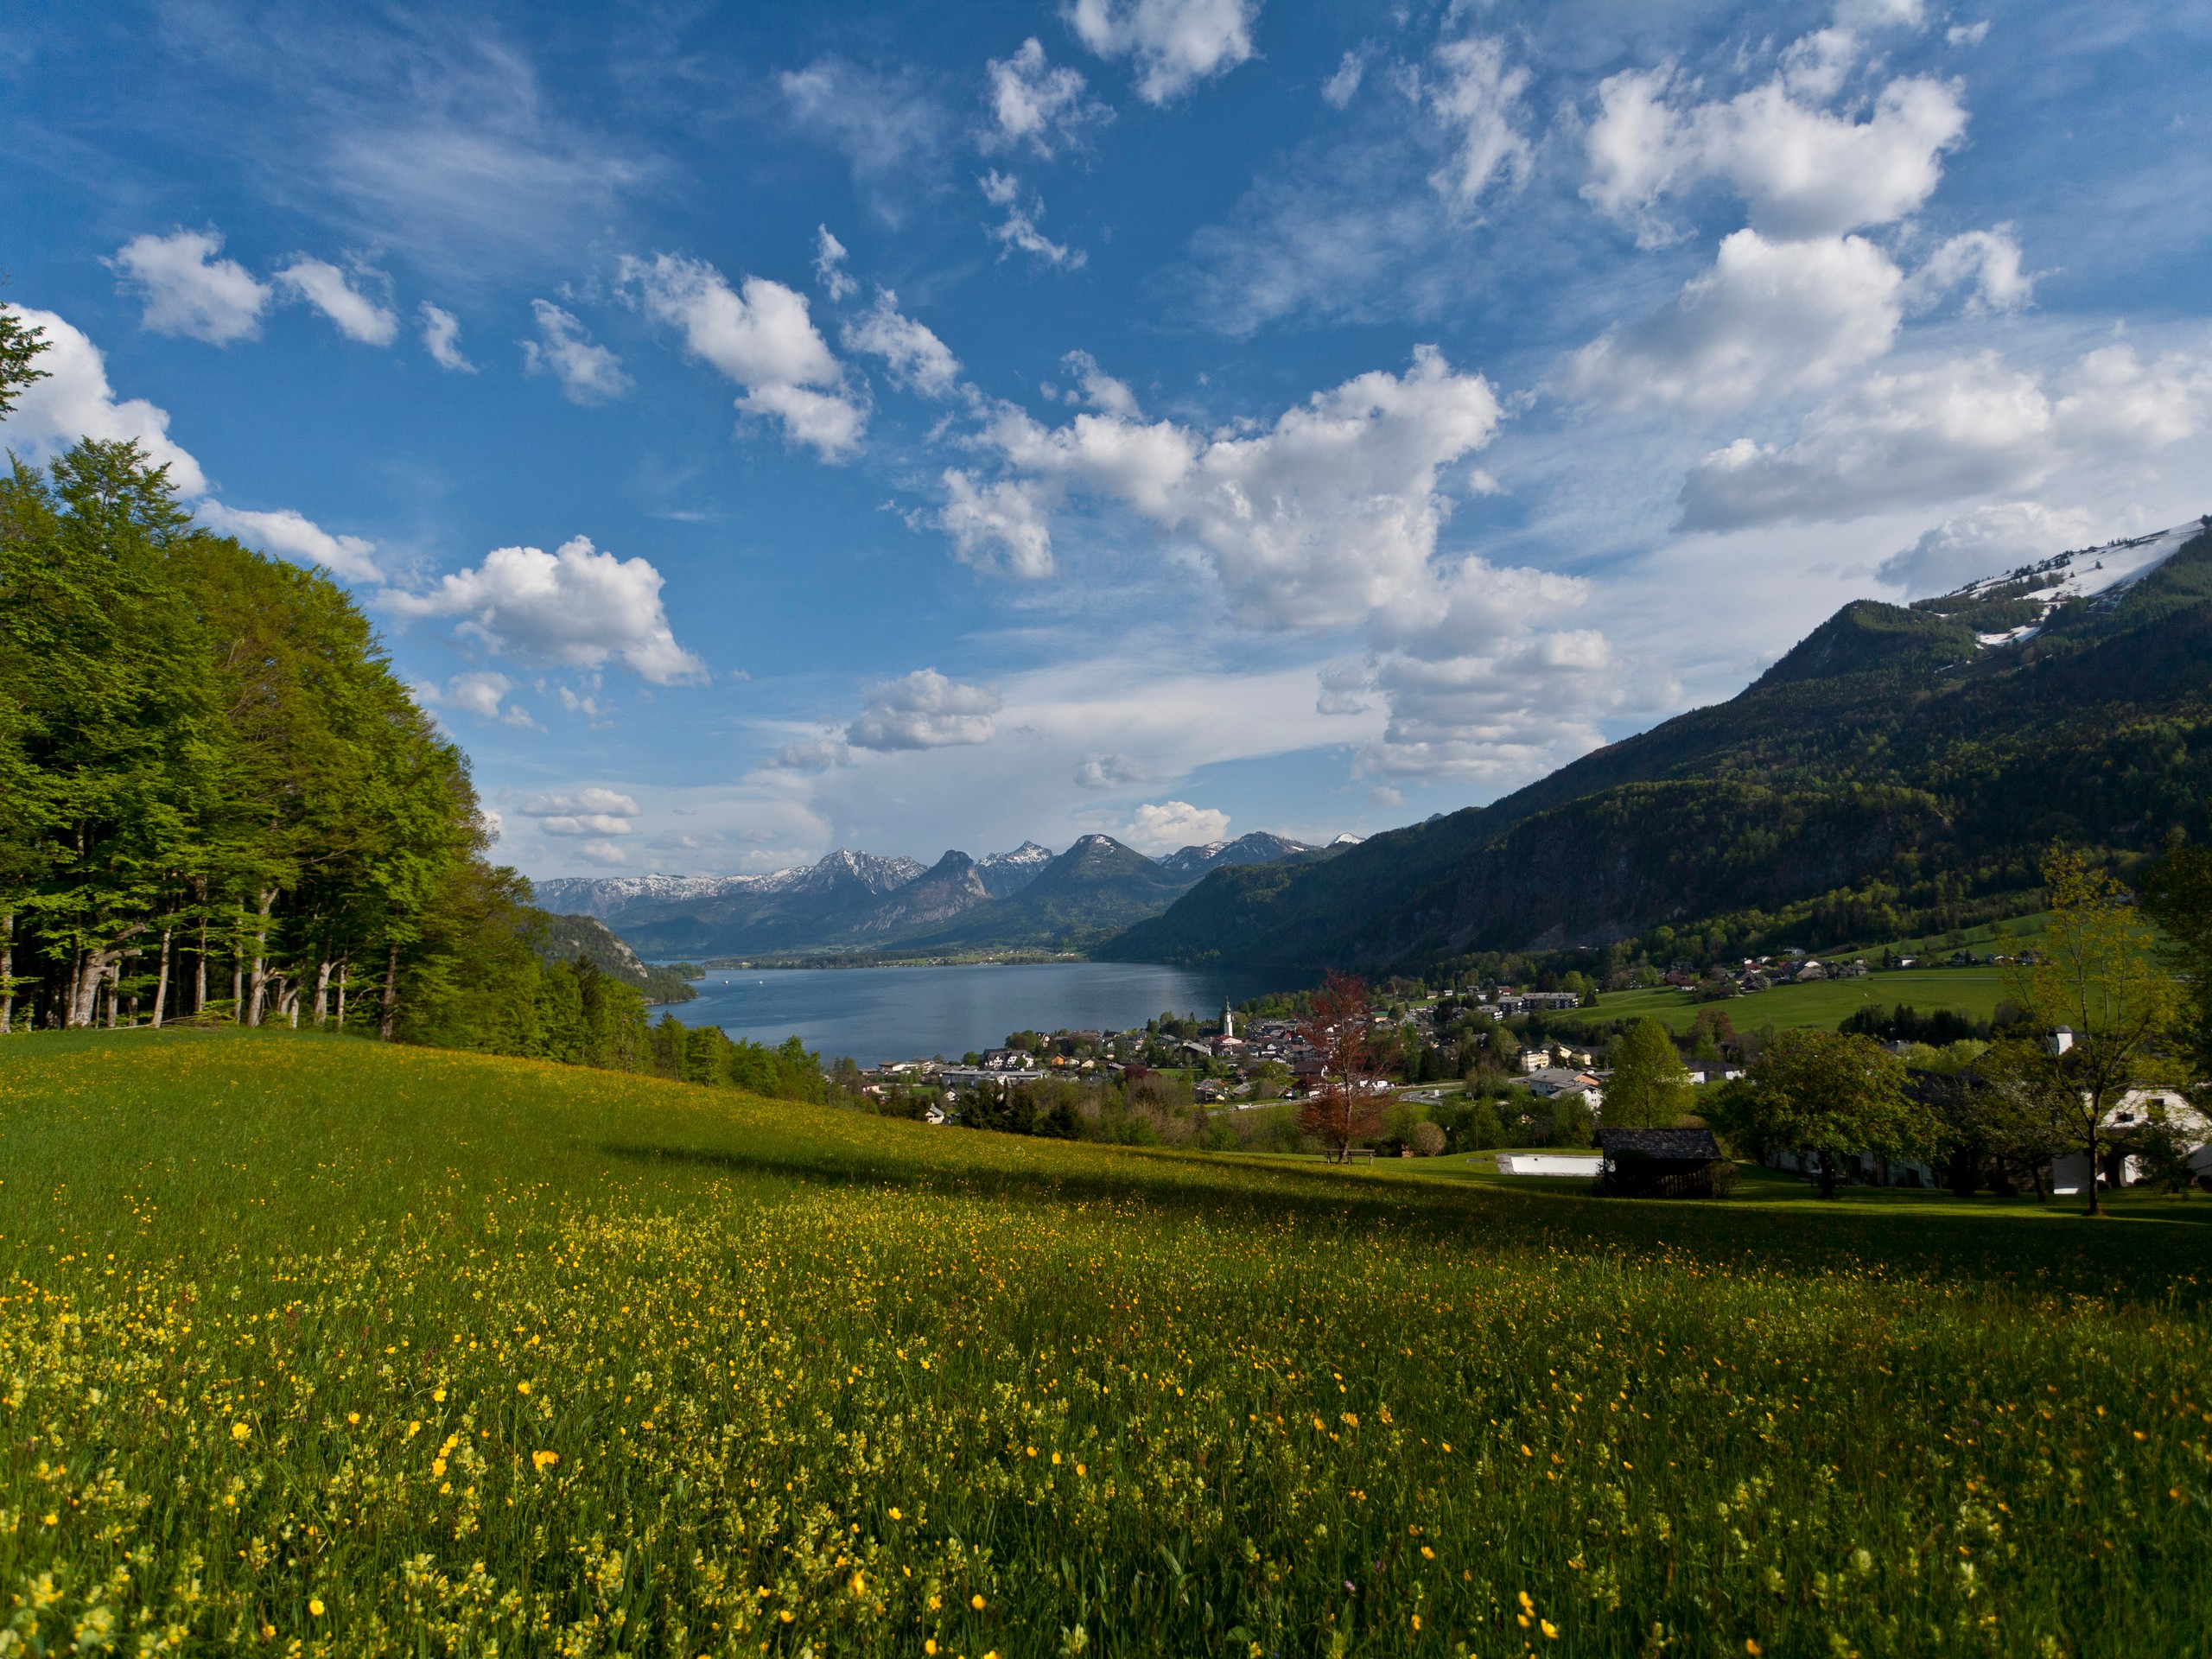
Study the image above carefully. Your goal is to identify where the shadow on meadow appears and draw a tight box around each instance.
[593,1131,2210,1313]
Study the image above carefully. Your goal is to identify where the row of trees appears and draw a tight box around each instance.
[0,432,488,1037]
[0,327,828,1103]
[2,318,481,1036]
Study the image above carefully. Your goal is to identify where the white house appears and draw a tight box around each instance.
[2050,1088,2211,1194]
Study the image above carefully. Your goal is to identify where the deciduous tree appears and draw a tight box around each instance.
[2008,849,2181,1216]
[1603,1017,1694,1128]
[1745,1027,1927,1198]
[1297,970,1383,1162]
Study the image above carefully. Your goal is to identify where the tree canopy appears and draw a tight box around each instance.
[0,433,827,1103]
[1601,1017,1694,1128]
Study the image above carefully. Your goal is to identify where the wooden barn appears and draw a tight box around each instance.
[1598,1128,1733,1198]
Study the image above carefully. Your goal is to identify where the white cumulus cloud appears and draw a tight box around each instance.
[846,669,1002,750]
[1121,800,1230,853]
[842,290,962,397]
[984,38,1110,156]
[1068,0,1260,105]
[622,253,866,459]
[198,501,380,583]
[1582,56,1967,243]
[1678,343,2212,531]
[1904,228,2034,315]
[107,230,270,345]
[523,300,632,404]
[1567,230,1904,410]
[419,302,476,372]
[385,536,707,684]
[982,344,1504,631]
[274,258,399,346]
[0,306,209,495]
[937,470,1055,578]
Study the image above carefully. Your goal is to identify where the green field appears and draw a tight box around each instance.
[3,1032,2207,1656]
[1591,969,2018,1035]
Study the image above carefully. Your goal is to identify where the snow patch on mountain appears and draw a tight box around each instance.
[1950,518,2209,648]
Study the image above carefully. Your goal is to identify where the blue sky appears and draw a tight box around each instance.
[5,0,2209,879]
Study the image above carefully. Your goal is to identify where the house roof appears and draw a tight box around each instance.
[1599,1128,1723,1161]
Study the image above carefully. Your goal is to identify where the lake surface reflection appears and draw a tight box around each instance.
[663,961,1293,1065]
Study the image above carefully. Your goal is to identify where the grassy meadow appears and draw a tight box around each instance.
[2,1031,2207,1657]
[1591,970,2017,1036]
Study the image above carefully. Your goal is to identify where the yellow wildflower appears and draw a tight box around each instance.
[970,1593,986,1610]
[308,1599,324,1617]
[231,1421,251,1441]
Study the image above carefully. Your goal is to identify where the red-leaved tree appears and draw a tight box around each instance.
[1297,970,1383,1161]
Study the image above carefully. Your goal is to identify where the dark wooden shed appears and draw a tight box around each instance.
[1598,1128,1732,1198]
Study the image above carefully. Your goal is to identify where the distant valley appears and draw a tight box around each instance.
[533,831,1351,960]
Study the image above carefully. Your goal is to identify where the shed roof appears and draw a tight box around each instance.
[1599,1128,1723,1161]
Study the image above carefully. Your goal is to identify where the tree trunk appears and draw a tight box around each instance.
[245,888,276,1027]
[313,957,334,1027]
[0,910,12,1037]
[335,957,348,1030]
[104,959,120,1028]
[194,898,208,1015]
[231,944,242,1020]
[1818,1149,1839,1199]
[283,984,300,1028]
[378,941,400,1041]
[151,929,171,1029]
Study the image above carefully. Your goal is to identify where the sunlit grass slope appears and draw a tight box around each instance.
[2,1031,2207,1657]
[1593,969,2016,1035]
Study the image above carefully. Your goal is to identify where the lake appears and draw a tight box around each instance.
[659,961,1294,1065]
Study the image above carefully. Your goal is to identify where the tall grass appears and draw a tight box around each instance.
[1,1030,2204,1656]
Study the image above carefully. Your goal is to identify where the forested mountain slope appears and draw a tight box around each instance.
[1103,519,2212,972]
[537,912,698,1004]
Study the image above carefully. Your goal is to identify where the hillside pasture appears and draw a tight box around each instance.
[1591,968,2017,1035]
[1,1031,2205,1656]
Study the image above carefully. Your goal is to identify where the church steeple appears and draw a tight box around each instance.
[1222,1000,1234,1039]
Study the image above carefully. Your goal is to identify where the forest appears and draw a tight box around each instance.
[0,320,820,1100]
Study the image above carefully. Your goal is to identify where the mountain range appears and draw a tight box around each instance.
[1105,518,2212,973]
[532,830,1344,958]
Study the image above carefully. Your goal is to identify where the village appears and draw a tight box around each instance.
[849,961,2212,1201]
